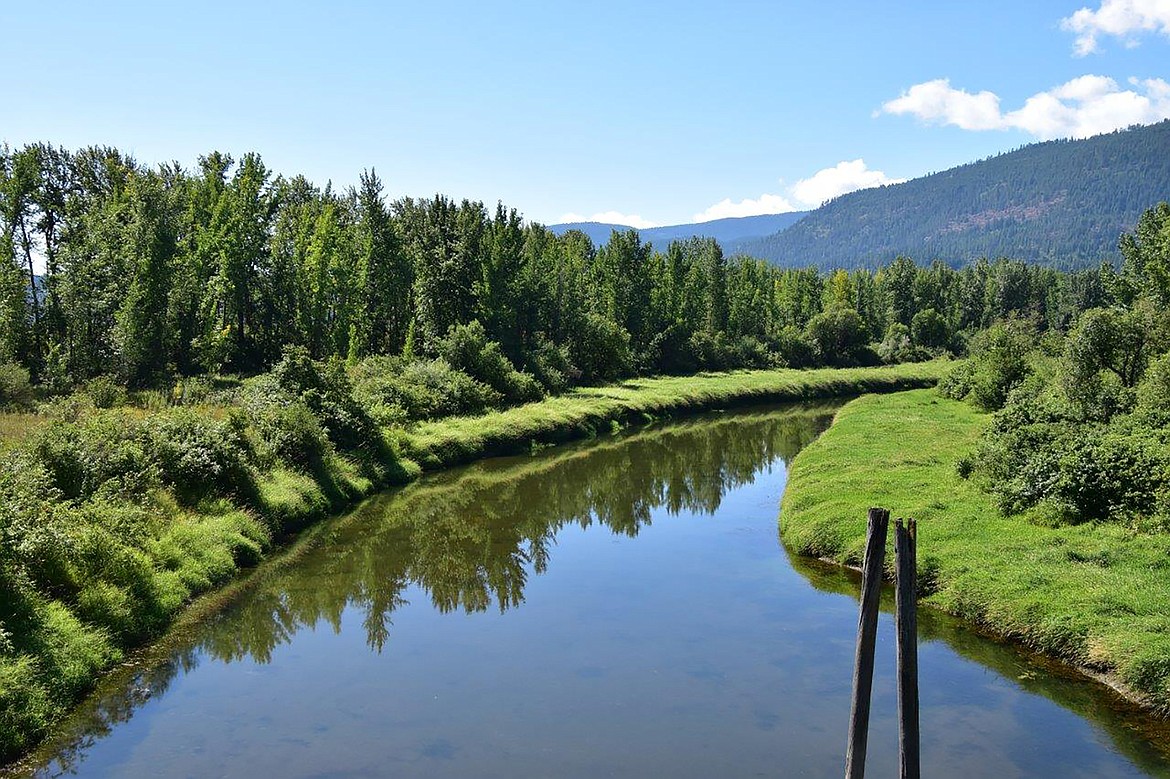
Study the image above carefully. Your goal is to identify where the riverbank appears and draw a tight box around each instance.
[0,361,945,765]
[779,389,1170,714]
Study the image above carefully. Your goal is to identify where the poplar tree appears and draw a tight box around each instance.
[115,171,177,386]
[349,170,409,359]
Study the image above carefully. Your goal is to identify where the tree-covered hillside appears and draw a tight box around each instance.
[739,121,1170,270]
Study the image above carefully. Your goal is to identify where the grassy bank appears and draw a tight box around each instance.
[779,389,1170,713]
[0,361,945,764]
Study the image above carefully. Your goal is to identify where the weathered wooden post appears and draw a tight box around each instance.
[845,507,889,779]
[895,518,920,779]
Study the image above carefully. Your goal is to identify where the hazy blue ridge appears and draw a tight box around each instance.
[547,211,809,250]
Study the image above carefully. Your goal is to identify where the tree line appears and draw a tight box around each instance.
[0,142,1130,397]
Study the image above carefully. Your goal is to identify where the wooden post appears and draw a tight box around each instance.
[845,508,889,779]
[895,518,920,779]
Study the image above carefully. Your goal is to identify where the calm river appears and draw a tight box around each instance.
[15,403,1170,777]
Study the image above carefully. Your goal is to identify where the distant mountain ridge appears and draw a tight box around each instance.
[737,120,1170,270]
[547,212,808,249]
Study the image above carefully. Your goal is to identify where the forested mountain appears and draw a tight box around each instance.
[738,120,1170,270]
[549,211,807,249]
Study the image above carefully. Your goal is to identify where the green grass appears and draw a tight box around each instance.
[403,361,948,469]
[780,389,1170,713]
[0,361,947,766]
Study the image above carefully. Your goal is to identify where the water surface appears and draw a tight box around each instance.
[17,404,1170,777]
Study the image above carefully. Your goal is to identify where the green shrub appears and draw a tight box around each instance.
[524,334,575,393]
[0,362,33,409]
[569,313,632,383]
[438,321,544,405]
[267,346,381,452]
[33,412,154,501]
[970,376,1077,516]
[910,308,951,350]
[689,330,736,371]
[937,359,976,400]
[772,325,816,368]
[731,336,775,369]
[804,308,868,366]
[253,400,332,467]
[646,323,699,375]
[146,408,254,501]
[972,372,1170,526]
[85,376,125,409]
[877,323,930,364]
[965,320,1034,411]
[353,354,502,420]
[0,656,54,757]
[0,451,68,592]
[1053,426,1169,524]
[1135,351,1170,422]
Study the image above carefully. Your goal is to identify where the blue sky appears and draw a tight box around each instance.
[3,0,1169,227]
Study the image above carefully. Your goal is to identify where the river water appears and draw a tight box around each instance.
[16,403,1170,777]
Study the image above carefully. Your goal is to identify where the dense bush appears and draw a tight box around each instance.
[85,376,125,409]
[352,356,501,420]
[688,330,736,371]
[878,323,930,364]
[524,335,576,393]
[570,312,632,384]
[1053,424,1169,524]
[1136,352,1170,421]
[252,400,333,467]
[910,308,951,350]
[33,413,155,502]
[804,308,868,366]
[146,409,254,501]
[968,333,1170,528]
[959,320,1035,411]
[647,323,700,375]
[0,362,34,409]
[1060,306,1166,421]
[437,321,543,405]
[971,377,1080,516]
[267,347,381,452]
[772,325,816,368]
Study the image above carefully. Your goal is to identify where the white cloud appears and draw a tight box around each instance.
[789,159,906,207]
[880,75,1170,139]
[691,193,799,222]
[556,210,658,229]
[1061,0,1170,55]
[689,160,903,221]
[879,79,1003,131]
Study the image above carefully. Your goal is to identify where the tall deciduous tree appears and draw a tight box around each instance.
[349,170,410,359]
[115,171,177,386]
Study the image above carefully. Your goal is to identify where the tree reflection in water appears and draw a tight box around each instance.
[201,404,835,662]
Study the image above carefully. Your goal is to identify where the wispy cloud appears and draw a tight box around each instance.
[879,75,1170,139]
[555,210,659,229]
[1061,0,1170,55]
